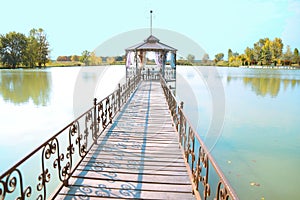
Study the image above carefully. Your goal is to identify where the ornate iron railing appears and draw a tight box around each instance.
[0,75,140,200]
[160,76,239,200]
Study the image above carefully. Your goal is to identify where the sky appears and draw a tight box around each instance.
[1,0,299,60]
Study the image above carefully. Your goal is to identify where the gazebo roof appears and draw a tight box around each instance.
[126,35,177,52]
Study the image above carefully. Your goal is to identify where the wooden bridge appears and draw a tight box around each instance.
[56,80,195,199]
[0,76,238,200]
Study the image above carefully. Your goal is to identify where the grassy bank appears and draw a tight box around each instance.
[1,61,300,69]
[46,61,83,67]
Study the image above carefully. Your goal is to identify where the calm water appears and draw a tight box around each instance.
[0,66,125,173]
[177,66,300,200]
[0,66,299,199]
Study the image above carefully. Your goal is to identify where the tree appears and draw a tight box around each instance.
[258,38,267,47]
[0,32,27,68]
[271,37,283,65]
[34,28,50,67]
[23,28,50,67]
[282,45,293,65]
[202,53,209,63]
[244,47,254,65]
[228,54,242,66]
[239,54,247,66]
[23,29,39,67]
[228,49,233,61]
[214,53,224,62]
[187,54,195,64]
[106,56,115,65]
[71,55,80,62]
[262,39,272,65]
[253,42,263,65]
[80,50,90,66]
[89,52,102,65]
[293,48,300,65]
[57,56,71,61]
[115,56,123,62]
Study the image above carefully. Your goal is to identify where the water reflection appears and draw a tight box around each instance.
[227,75,300,97]
[0,70,51,106]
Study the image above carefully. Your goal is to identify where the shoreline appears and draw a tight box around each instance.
[0,64,300,70]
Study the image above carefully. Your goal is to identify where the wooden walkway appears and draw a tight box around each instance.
[57,81,195,199]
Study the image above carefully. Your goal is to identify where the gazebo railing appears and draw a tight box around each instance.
[160,75,239,200]
[0,75,140,200]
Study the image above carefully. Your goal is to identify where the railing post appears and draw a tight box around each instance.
[118,83,121,111]
[179,101,184,147]
[93,98,98,144]
[169,85,172,103]
[180,101,184,109]
[135,74,137,87]
[128,78,131,97]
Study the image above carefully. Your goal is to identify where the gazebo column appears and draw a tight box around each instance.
[161,51,167,79]
[135,50,138,77]
[125,51,128,79]
[174,52,177,80]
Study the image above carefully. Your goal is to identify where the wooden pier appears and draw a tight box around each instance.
[56,80,195,199]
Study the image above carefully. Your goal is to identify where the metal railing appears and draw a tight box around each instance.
[0,75,140,200]
[160,75,239,200]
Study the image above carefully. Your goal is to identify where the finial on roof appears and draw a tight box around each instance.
[150,10,153,35]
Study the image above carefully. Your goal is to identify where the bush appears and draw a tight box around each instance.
[216,61,229,66]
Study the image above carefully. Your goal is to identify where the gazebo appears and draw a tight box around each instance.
[124,11,177,91]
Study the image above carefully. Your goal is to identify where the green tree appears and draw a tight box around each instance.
[23,28,50,67]
[80,50,90,66]
[228,55,241,66]
[35,28,50,67]
[259,38,267,47]
[239,54,247,66]
[271,37,283,65]
[228,49,233,61]
[0,32,27,68]
[253,42,263,65]
[244,47,254,65]
[282,45,293,65]
[262,39,272,65]
[214,53,224,62]
[23,29,39,67]
[187,54,195,64]
[293,48,300,65]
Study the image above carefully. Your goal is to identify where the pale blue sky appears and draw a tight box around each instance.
[1,0,299,59]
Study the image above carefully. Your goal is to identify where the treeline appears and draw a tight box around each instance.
[0,28,50,68]
[213,37,300,67]
[56,51,125,66]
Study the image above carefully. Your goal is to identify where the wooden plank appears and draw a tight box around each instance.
[75,166,190,176]
[78,162,189,172]
[66,178,193,192]
[71,172,191,185]
[58,178,194,200]
[79,159,187,168]
[58,188,195,200]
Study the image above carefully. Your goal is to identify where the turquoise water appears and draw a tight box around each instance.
[177,66,300,199]
[0,66,299,199]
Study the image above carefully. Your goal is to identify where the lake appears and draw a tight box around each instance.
[0,66,299,199]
